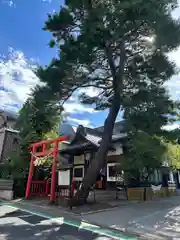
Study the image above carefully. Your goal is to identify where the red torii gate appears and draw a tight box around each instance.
[25,136,68,202]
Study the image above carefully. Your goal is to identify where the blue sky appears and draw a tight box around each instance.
[0,0,180,130]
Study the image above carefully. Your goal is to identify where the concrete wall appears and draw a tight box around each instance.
[0,130,5,163]
[1,129,20,163]
[6,119,16,128]
[0,113,16,128]
[0,179,13,200]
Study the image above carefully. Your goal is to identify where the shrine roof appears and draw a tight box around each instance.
[59,121,127,155]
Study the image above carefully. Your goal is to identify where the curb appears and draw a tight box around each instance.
[76,201,141,216]
[9,199,140,216]
[0,202,137,240]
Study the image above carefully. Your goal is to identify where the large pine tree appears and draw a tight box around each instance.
[37,0,180,203]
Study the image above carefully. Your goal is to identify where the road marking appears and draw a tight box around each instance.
[0,203,136,240]
[79,221,100,230]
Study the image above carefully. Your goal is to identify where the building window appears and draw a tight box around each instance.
[109,166,117,178]
[149,169,162,184]
[107,163,122,182]
[73,166,84,181]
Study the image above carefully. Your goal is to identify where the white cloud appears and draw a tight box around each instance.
[165,75,180,100]
[0,47,96,116]
[63,86,99,114]
[2,0,15,7]
[1,46,180,128]
[0,88,20,112]
[166,3,180,100]
[64,102,95,114]
[42,0,52,2]
[69,87,100,102]
[162,123,180,131]
[0,47,40,112]
[78,86,100,98]
[165,47,180,100]
[172,2,180,19]
[66,116,92,127]
[2,1,180,127]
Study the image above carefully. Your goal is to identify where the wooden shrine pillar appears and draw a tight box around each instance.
[25,145,35,198]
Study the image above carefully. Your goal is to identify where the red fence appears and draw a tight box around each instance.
[29,178,74,199]
[30,180,49,197]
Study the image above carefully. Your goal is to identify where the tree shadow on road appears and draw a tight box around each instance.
[0,208,120,240]
[127,202,180,239]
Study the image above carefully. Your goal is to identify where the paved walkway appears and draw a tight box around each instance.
[0,205,135,240]
[81,196,180,239]
[11,197,139,215]
[3,196,180,239]
[0,202,136,240]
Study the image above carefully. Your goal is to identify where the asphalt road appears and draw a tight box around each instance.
[82,196,180,239]
[0,205,134,240]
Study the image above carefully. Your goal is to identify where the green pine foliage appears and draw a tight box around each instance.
[121,132,166,174]
[36,0,180,202]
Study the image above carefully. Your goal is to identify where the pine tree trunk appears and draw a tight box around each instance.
[72,95,121,205]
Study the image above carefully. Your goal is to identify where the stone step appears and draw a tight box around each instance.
[94,190,125,196]
[88,190,126,201]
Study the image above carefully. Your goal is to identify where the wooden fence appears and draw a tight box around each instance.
[127,186,177,201]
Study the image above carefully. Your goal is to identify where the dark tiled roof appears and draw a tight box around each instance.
[60,142,98,155]
[71,124,127,147]
[59,141,116,155]
[85,127,103,137]
[59,122,128,155]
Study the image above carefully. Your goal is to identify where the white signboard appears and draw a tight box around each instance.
[58,170,70,186]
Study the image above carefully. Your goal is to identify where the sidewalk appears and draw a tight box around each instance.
[0,200,137,240]
[3,196,180,239]
[9,197,139,215]
[81,196,180,239]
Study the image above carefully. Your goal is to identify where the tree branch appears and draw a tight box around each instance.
[61,83,111,104]
[103,42,117,83]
